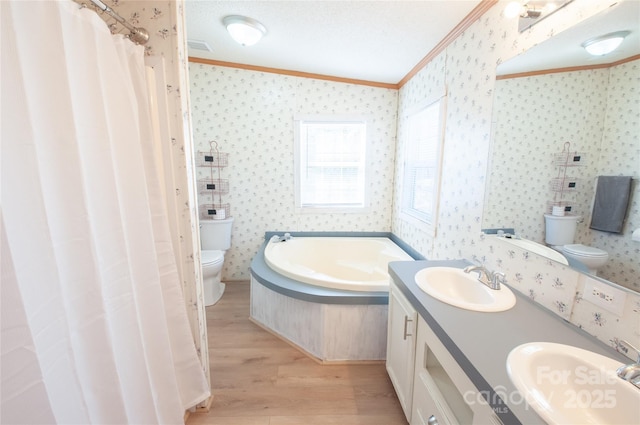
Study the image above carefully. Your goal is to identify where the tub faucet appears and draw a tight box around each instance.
[616,339,640,390]
[270,233,292,243]
[463,265,505,290]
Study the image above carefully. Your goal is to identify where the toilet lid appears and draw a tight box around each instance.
[201,250,224,266]
[562,244,607,258]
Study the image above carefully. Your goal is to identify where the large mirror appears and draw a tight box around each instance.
[483,0,639,293]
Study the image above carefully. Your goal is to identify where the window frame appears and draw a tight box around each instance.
[294,114,371,213]
[400,95,447,234]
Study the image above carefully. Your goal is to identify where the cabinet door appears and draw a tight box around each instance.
[411,316,503,425]
[386,282,418,421]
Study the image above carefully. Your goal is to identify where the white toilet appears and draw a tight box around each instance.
[543,213,609,274]
[200,217,233,306]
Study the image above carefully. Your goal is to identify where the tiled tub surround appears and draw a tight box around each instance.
[475,234,640,353]
[389,260,634,424]
[250,232,421,362]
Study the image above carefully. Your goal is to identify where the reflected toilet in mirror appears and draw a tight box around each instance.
[544,213,609,275]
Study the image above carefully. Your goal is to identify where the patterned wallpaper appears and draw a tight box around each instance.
[594,59,639,288]
[485,70,609,239]
[188,67,398,280]
[485,61,639,290]
[391,0,613,266]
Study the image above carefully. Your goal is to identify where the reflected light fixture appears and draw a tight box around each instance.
[504,2,542,19]
[223,15,266,46]
[581,31,631,56]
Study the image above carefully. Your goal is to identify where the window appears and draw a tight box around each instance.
[295,115,369,212]
[401,97,446,229]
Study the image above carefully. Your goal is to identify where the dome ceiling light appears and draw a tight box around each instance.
[223,15,267,47]
[581,31,631,56]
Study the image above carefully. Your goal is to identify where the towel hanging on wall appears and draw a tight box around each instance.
[589,176,633,233]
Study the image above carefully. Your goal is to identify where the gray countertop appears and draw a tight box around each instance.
[388,260,630,424]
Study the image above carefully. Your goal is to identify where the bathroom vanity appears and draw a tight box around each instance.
[386,260,633,425]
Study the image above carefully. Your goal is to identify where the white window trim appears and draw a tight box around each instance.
[294,114,372,214]
[399,93,447,236]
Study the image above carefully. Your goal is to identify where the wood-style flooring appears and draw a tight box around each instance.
[186,282,408,425]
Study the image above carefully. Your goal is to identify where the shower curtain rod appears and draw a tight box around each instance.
[88,0,149,45]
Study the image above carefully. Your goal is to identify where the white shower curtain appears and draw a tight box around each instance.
[1,1,210,424]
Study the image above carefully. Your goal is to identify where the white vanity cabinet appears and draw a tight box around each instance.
[410,315,502,425]
[387,280,503,425]
[386,283,418,420]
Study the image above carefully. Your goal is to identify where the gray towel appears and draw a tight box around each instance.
[589,176,633,233]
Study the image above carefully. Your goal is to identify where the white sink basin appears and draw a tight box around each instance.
[414,267,516,312]
[507,342,640,425]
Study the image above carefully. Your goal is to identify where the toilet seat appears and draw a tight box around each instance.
[562,244,607,259]
[201,249,224,267]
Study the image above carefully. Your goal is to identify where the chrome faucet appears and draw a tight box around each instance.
[463,265,505,290]
[270,232,292,243]
[616,339,640,389]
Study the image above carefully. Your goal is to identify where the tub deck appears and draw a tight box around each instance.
[249,232,422,362]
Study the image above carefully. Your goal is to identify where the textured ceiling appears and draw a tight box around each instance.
[185,0,639,84]
[185,0,482,84]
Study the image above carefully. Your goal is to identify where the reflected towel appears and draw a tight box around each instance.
[589,176,632,233]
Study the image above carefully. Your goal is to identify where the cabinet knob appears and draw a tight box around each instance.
[427,415,439,425]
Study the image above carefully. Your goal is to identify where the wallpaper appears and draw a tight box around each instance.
[593,59,639,288]
[485,69,609,240]
[189,66,399,280]
[391,0,614,267]
[485,61,639,290]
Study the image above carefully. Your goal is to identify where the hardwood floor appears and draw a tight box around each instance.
[187,282,408,425]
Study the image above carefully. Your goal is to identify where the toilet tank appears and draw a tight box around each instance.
[544,214,580,246]
[200,217,234,251]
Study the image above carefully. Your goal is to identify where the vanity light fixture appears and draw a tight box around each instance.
[504,2,542,19]
[581,31,631,56]
[505,1,571,32]
[223,15,267,46]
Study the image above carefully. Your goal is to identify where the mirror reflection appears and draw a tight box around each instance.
[483,1,639,293]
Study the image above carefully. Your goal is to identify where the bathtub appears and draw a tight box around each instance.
[250,233,420,362]
[264,236,413,292]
